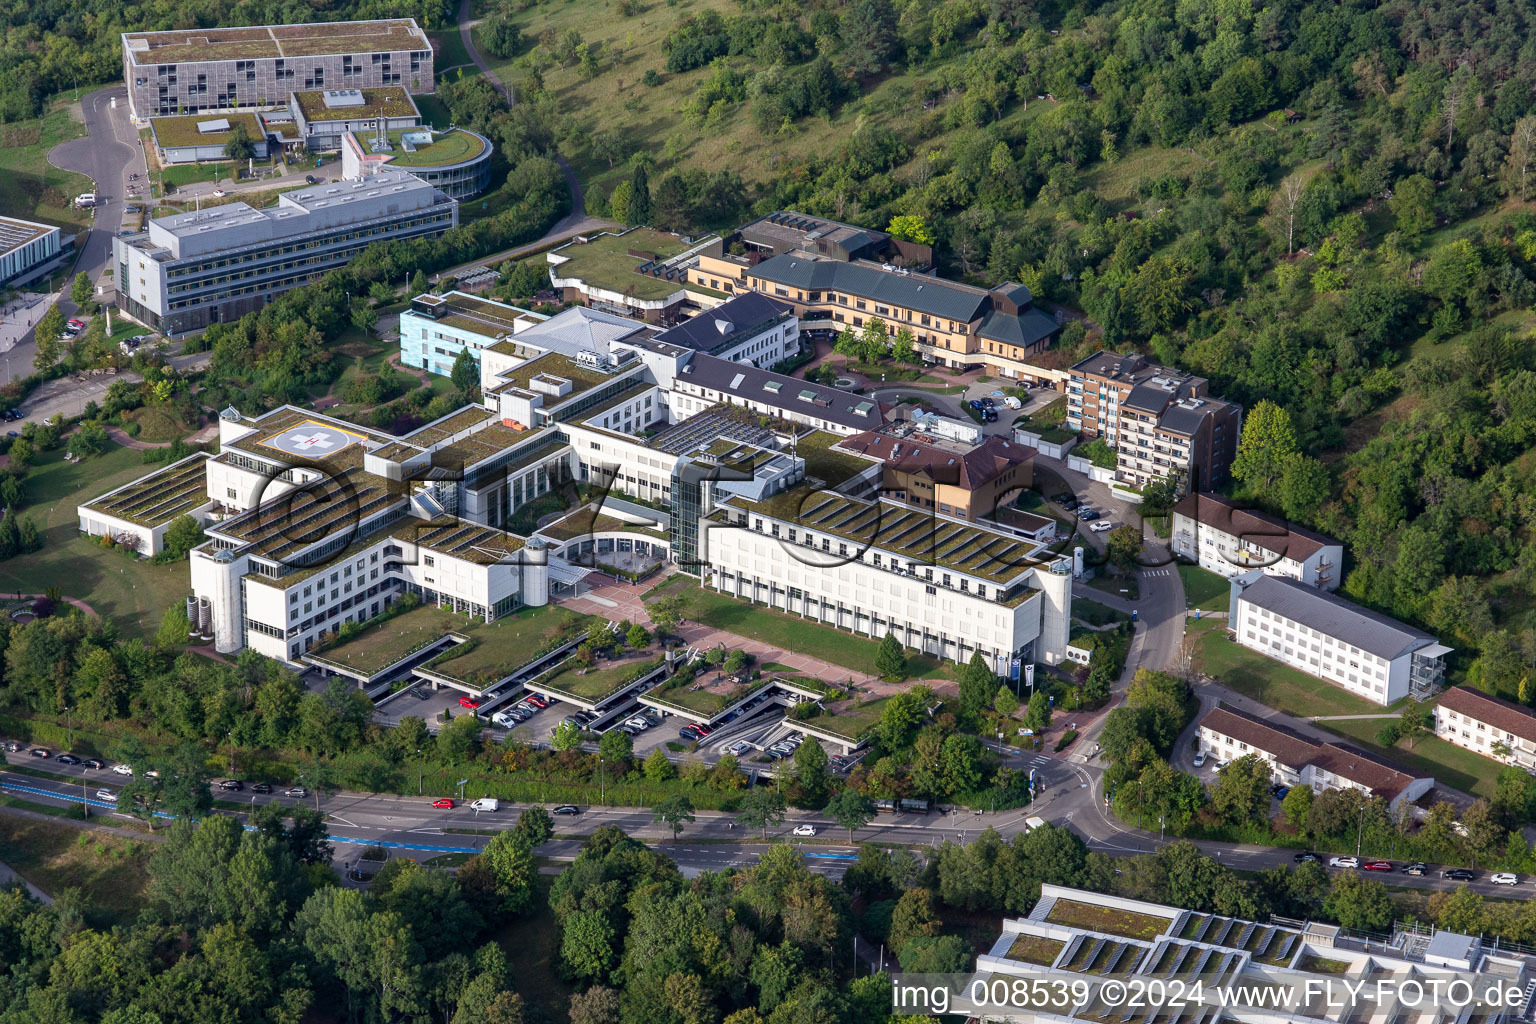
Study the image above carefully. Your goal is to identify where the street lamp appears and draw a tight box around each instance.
[598,756,605,806]
[415,748,422,795]
[63,706,72,748]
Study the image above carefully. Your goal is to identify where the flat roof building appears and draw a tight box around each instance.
[546,228,722,323]
[115,169,457,335]
[340,127,494,199]
[0,216,65,288]
[122,19,434,122]
[288,87,422,148]
[1229,570,1451,705]
[149,112,271,164]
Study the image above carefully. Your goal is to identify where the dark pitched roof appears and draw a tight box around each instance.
[1156,396,1238,436]
[676,354,887,431]
[991,281,1033,307]
[835,432,1035,490]
[651,292,794,354]
[1200,704,1426,802]
[1235,574,1442,661]
[1437,686,1536,744]
[1070,349,1148,379]
[1170,493,1338,563]
[976,307,1060,348]
[749,254,990,323]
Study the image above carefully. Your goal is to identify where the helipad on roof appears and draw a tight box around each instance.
[257,420,372,458]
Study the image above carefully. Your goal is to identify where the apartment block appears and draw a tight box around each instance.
[1228,570,1450,705]
[1068,350,1241,491]
[1171,492,1343,590]
[122,20,434,122]
[1197,704,1433,814]
[115,170,457,335]
[1433,685,1536,773]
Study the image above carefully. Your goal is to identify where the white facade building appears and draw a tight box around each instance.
[1197,705,1434,815]
[1171,492,1343,590]
[1228,570,1450,706]
[1433,685,1536,773]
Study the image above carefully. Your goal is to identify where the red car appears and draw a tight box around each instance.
[1362,860,1393,872]
[524,695,548,708]
[458,696,483,710]
[693,724,712,737]
[431,798,455,809]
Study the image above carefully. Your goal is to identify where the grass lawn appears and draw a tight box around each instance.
[649,581,952,679]
[120,406,194,443]
[0,818,153,928]
[1044,898,1171,940]
[1072,597,1128,628]
[310,604,474,675]
[109,319,150,342]
[421,604,596,687]
[1179,564,1231,611]
[538,654,664,702]
[1087,572,1139,601]
[413,93,456,130]
[0,444,189,639]
[429,29,476,72]
[0,94,94,233]
[1316,717,1501,800]
[809,696,891,741]
[160,162,239,189]
[1186,618,1391,719]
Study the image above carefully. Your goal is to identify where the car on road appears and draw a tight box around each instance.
[111,763,133,776]
[432,798,455,809]
[1362,860,1392,871]
[219,779,243,791]
[95,789,117,802]
[1089,521,1113,533]
[469,797,498,812]
[1293,852,1318,863]
[56,754,82,765]
[1329,856,1359,868]
[2,740,18,751]
[791,824,817,837]
[1192,751,1206,768]
[81,759,104,770]
[1492,873,1519,885]
[458,696,483,710]
[252,783,271,794]
[213,188,226,197]
[1442,868,1476,881]
[305,175,319,184]
[28,748,50,758]
[1401,863,1428,875]
[553,804,581,815]
[285,786,307,798]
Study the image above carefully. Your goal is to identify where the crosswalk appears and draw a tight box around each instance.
[1142,568,1173,577]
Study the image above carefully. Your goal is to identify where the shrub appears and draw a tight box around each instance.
[1055,729,1079,752]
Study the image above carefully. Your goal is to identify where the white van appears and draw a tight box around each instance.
[470,797,499,812]
[1024,816,1048,832]
[75,194,97,208]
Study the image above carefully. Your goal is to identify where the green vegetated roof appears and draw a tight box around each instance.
[84,455,210,527]
[383,129,486,168]
[548,229,693,302]
[536,654,666,703]
[293,87,419,123]
[645,674,768,716]
[540,506,667,543]
[306,603,470,675]
[421,603,596,687]
[151,112,267,150]
[804,696,891,741]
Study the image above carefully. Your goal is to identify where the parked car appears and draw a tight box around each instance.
[561,716,586,729]
[1273,786,1290,800]
[285,786,308,798]
[28,748,50,758]
[81,759,105,770]
[791,824,817,837]
[56,754,82,765]
[219,779,243,791]
[1329,856,1359,868]
[1442,868,1476,881]
[432,798,455,809]
[679,726,702,740]
[1362,860,1392,871]
[252,783,272,794]
[727,741,752,756]
[1079,509,1100,521]
[95,789,117,802]
[469,798,498,812]
[1401,863,1428,876]
[491,711,518,727]
[694,724,713,737]
[458,696,483,710]
[410,688,431,701]
[1192,751,1206,768]
[1492,873,1519,886]
[553,805,581,816]
[1293,852,1318,863]
[212,188,226,197]
[524,695,549,708]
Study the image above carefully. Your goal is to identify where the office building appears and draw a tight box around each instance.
[1171,492,1343,590]
[0,216,66,287]
[1433,685,1536,774]
[968,883,1525,1024]
[288,87,422,149]
[122,19,434,122]
[650,291,799,368]
[1228,570,1450,705]
[1197,704,1433,814]
[148,113,271,164]
[114,170,457,334]
[1068,350,1242,491]
[400,291,550,377]
[340,126,494,199]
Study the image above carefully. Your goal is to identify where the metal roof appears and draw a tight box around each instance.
[748,254,990,323]
[676,353,886,431]
[650,292,795,353]
[1235,572,1442,661]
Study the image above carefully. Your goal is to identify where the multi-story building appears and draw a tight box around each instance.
[668,355,888,436]
[834,429,1038,523]
[694,247,1062,381]
[121,19,434,122]
[287,87,422,149]
[340,127,494,199]
[650,291,799,368]
[1197,704,1433,814]
[114,170,457,334]
[400,291,550,376]
[966,883,1522,1024]
[1171,492,1343,590]
[0,216,66,287]
[1228,570,1450,705]
[1067,350,1241,491]
[546,228,721,323]
[1433,685,1536,773]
